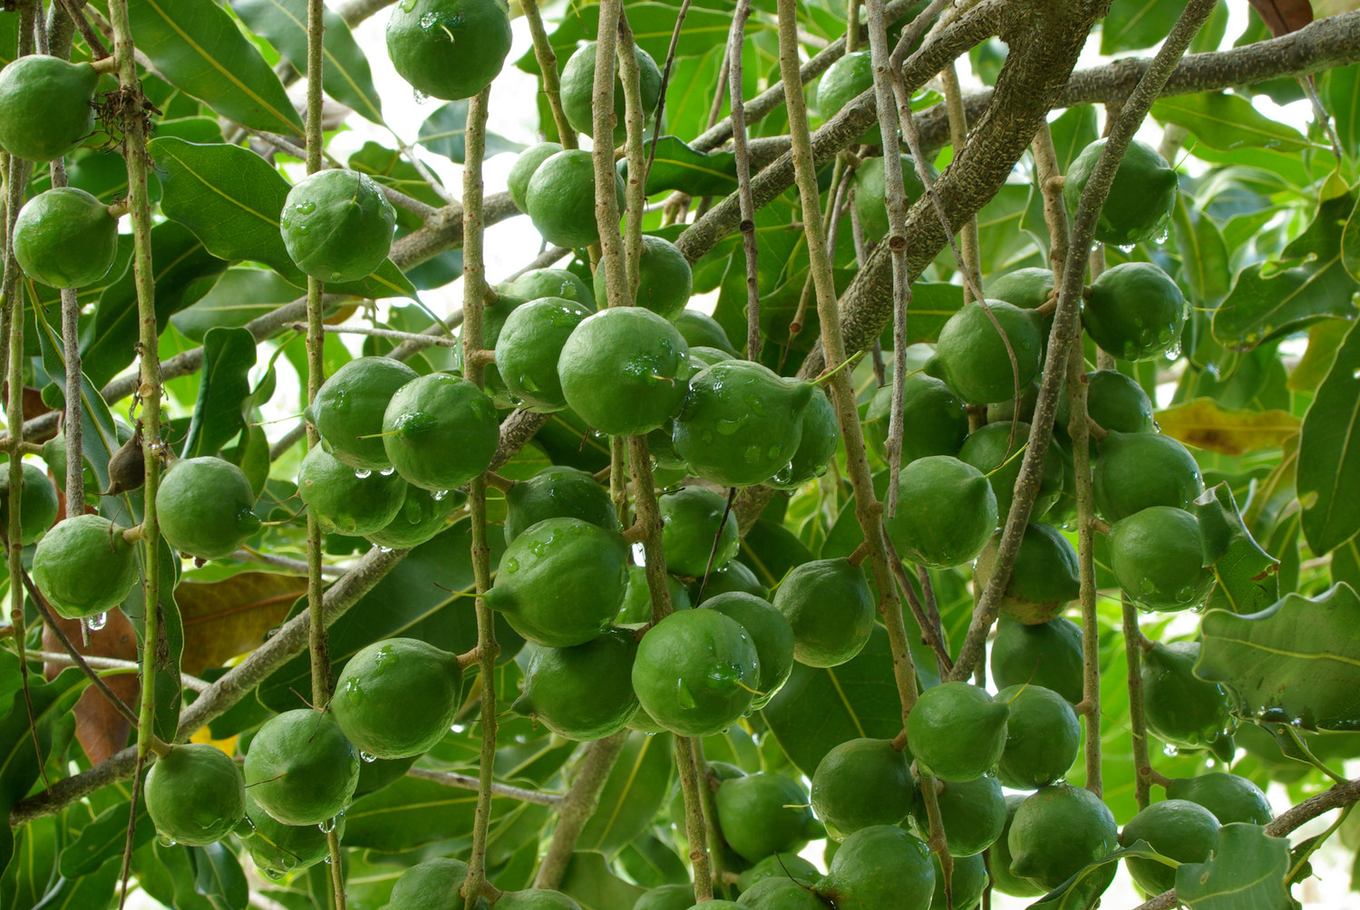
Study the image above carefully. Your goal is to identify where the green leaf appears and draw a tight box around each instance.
[616,835,689,888]
[0,815,58,910]
[1299,319,1360,555]
[84,220,228,388]
[417,101,524,164]
[128,0,303,134]
[1049,105,1099,172]
[1198,583,1360,731]
[0,669,88,878]
[1152,92,1315,154]
[1320,63,1360,159]
[1213,193,1359,350]
[31,857,121,910]
[258,520,518,711]
[232,0,384,124]
[561,852,646,910]
[190,842,249,910]
[1175,823,1292,910]
[1100,0,1183,53]
[149,138,415,301]
[761,626,904,776]
[172,268,302,342]
[342,776,482,851]
[515,1,741,73]
[181,327,258,459]
[132,841,219,910]
[58,801,152,878]
[577,732,674,855]
[1195,483,1280,616]
[636,137,738,197]
[1173,196,1232,305]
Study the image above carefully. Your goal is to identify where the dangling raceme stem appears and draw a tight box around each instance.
[1031,123,1103,796]
[301,1,347,902]
[2,0,43,795]
[106,1,170,904]
[776,1,950,888]
[460,84,500,910]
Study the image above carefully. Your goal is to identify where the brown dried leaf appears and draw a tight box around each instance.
[43,612,139,765]
[176,571,305,675]
[1248,0,1315,36]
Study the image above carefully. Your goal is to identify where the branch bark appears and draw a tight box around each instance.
[532,734,627,889]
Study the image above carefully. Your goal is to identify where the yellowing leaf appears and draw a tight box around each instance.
[1155,398,1300,455]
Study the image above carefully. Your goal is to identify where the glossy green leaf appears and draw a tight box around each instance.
[616,835,690,888]
[1213,193,1358,350]
[129,0,303,134]
[181,327,258,459]
[1099,0,1183,53]
[1195,483,1280,615]
[418,100,523,163]
[561,852,647,910]
[259,520,517,710]
[1152,92,1314,154]
[1173,196,1232,305]
[30,857,121,910]
[132,841,222,910]
[1198,583,1360,731]
[1175,823,1292,910]
[577,732,674,855]
[85,220,228,388]
[762,626,904,775]
[0,669,87,878]
[1320,63,1360,159]
[1298,319,1360,555]
[149,138,415,301]
[232,0,384,124]
[636,137,738,197]
[190,842,249,910]
[58,801,152,878]
[342,776,483,851]
[171,268,302,342]
[0,815,58,910]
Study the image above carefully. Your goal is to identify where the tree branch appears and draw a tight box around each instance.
[532,734,627,889]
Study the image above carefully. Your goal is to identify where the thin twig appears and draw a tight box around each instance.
[864,0,912,517]
[406,766,564,806]
[459,84,499,910]
[521,0,575,149]
[728,0,761,360]
[1032,120,1102,796]
[645,0,694,180]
